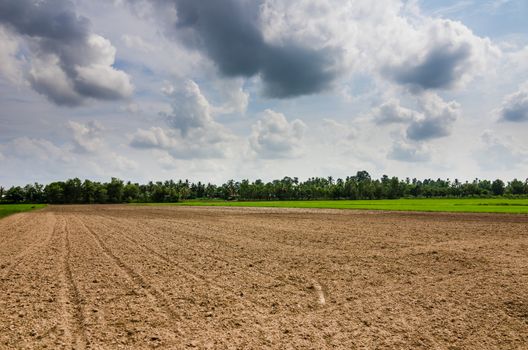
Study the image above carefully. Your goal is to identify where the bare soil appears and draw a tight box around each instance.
[0,205,527,349]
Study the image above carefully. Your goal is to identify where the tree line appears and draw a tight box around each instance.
[1,171,527,204]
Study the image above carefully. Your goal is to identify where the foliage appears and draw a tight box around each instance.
[1,171,527,205]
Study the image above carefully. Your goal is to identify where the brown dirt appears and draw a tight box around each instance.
[0,205,527,349]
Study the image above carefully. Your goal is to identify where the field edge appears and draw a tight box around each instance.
[131,198,528,214]
[0,204,47,219]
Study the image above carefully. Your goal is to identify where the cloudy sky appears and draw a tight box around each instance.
[0,0,527,186]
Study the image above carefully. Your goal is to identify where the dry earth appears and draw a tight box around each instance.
[0,205,527,349]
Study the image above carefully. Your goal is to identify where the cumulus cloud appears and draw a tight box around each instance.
[498,85,528,122]
[372,94,459,141]
[387,41,471,90]
[384,18,498,92]
[388,140,431,162]
[130,126,232,159]
[120,0,499,100]
[257,1,498,94]
[131,79,234,159]
[137,0,340,98]
[0,0,133,106]
[163,79,215,134]
[249,109,306,159]
[68,121,104,153]
[373,98,421,124]
[406,94,460,141]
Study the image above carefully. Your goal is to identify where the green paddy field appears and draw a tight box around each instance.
[0,204,46,219]
[141,198,528,214]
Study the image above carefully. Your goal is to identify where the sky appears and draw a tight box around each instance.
[0,0,527,187]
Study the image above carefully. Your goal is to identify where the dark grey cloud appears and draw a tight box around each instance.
[386,43,472,91]
[150,0,339,98]
[406,116,452,141]
[499,86,528,122]
[0,0,89,43]
[0,0,132,106]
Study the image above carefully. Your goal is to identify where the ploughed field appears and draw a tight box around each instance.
[0,205,527,349]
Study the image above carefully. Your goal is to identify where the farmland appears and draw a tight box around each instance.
[0,205,527,349]
[142,198,528,214]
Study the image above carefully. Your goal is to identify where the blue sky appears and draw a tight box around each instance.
[0,0,527,186]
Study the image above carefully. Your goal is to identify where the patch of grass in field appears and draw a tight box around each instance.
[136,198,528,214]
[0,204,46,219]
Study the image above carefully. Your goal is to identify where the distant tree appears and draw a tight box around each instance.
[5,186,25,203]
[44,182,65,204]
[491,179,505,196]
[123,182,140,202]
[355,170,371,182]
[106,178,124,203]
[64,178,83,203]
[4,171,526,204]
[508,179,525,195]
[94,184,108,203]
[82,180,97,204]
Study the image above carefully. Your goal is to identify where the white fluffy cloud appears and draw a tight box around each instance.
[29,34,133,105]
[498,84,528,122]
[130,126,232,159]
[249,109,306,159]
[131,80,234,159]
[373,93,460,141]
[373,98,421,124]
[212,78,249,115]
[260,0,499,93]
[0,1,133,106]
[384,18,499,92]
[68,120,104,153]
[406,93,460,141]
[163,80,215,134]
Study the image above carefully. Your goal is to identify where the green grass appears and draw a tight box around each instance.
[135,198,528,214]
[0,204,46,219]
